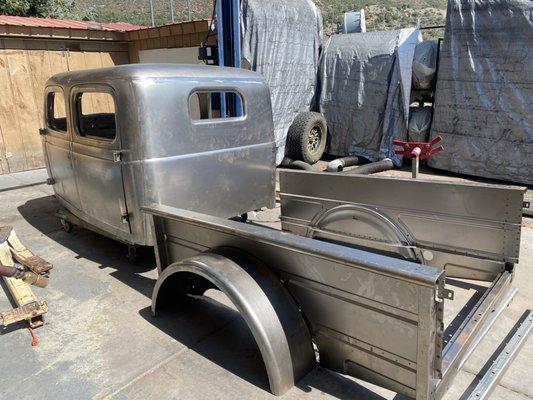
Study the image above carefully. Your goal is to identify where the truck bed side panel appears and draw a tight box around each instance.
[280,170,525,281]
[145,205,444,399]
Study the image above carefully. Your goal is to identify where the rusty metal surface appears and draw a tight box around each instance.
[0,15,143,31]
[0,300,48,327]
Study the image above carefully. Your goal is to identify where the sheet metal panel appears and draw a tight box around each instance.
[279,170,525,281]
[144,204,444,399]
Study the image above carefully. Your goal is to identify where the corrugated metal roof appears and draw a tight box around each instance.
[0,15,145,32]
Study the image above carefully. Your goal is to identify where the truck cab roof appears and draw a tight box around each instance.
[47,63,264,86]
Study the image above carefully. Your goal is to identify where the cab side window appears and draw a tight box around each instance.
[46,91,67,133]
[74,91,117,141]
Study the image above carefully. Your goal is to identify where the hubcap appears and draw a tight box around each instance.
[307,125,322,153]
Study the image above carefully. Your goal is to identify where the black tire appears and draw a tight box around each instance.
[286,112,327,165]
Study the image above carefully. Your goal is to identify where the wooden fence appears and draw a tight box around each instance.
[0,38,129,174]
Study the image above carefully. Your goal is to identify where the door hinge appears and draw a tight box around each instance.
[113,151,123,163]
[39,128,47,136]
[121,213,130,224]
[46,178,55,185]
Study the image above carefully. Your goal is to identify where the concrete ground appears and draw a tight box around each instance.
[0,167,531,400]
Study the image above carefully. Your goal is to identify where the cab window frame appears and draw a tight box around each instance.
[188,88,246,123]
[71,85,119,144]
[45,87,68,135]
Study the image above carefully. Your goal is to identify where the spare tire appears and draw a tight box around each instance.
[286,112,327,165]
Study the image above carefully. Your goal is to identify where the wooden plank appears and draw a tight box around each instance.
[46,44,68,76]
[100,51,130,67]
[128,42,140,63]
[0,300,48,327]
[0,45,29,172]
[170,24,183,36]
[0,42,9,174]
[83,51,114,113]
[66,50,86,72]
[0,122,8,174]
[2,277,45,328]
[6,48,44,169]
[182,22,195,34]
[25,49,53,134]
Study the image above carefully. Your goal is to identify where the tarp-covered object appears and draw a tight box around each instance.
[340,9,366,33]
[241,0,323,164]
[412,40,438,90]
[319,28,420,164]
[409,106,433,142]
[429,0,533,184]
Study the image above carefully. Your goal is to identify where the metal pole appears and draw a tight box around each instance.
[149,0,155,26]
[411,147,421,179]
[187,0,192,21]
[170,0,175,23]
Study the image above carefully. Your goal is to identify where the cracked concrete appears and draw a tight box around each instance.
[0,168,531,400]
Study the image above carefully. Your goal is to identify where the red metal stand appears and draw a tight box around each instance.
[393,135,444,178]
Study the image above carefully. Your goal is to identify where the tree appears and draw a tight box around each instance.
[0,0,76,19]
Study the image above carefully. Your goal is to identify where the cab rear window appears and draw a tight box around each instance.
[74,91,117,141]
[189,91,244,121]
[46,91,67,133]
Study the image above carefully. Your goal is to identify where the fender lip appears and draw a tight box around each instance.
[151,250,316,396]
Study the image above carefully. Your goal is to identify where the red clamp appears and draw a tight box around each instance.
[393,135,444,160]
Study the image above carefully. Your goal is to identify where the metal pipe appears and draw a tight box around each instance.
[170,0,175,23]
[187,0,192,21]
[290,160,314,171]
[326,156,361,172]
[279,157,314,171]
[345,158,394,175]
[149,0,155,26]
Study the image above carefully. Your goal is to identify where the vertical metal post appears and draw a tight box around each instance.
[149,0,155,26]
[187,0,192,21]
[412,155,419,179]
[411,147,421,179]
[170,0,175,23]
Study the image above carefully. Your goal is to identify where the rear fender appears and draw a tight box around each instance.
[151,249,315,396]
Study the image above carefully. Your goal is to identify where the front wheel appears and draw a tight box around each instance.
[286,112,327,165]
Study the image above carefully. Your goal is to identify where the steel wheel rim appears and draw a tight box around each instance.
[307,125,322,154]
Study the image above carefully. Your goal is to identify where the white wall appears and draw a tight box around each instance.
[138,47,201,64]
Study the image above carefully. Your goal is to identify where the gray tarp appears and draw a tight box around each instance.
[408,106,433,142]
[240,0,323,164]
[412,40,438,90]
[318,28,420,164]
[429,0,533,185]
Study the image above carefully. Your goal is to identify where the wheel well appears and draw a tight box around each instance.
[151,248,316,396]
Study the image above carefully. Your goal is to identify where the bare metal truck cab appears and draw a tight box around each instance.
[41,64,275,246]
[42,65,529,400]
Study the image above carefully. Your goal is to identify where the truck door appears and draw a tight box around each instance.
[69,86,131,236]
[43,87,81,210]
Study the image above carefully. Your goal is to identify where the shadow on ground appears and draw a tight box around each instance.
[18,195,157,298]
[140,294,399,400]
